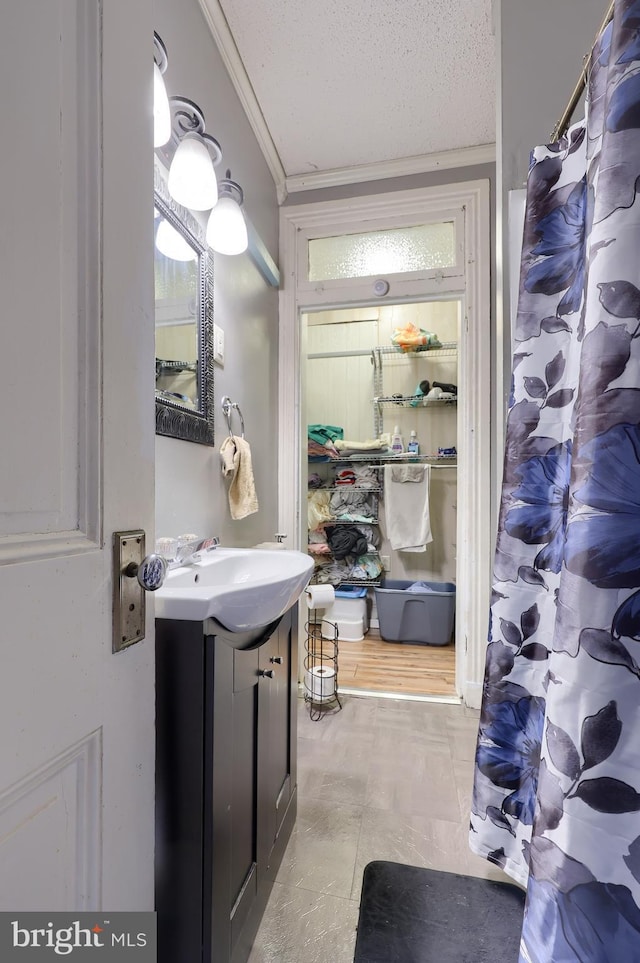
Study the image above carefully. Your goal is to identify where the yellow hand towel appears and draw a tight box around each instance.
[220,436,237,477]
[219,435,259,520]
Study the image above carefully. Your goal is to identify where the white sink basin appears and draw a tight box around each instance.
[154,547,314,632]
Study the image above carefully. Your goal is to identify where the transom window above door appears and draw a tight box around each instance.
[293,192,467,306]
[308,221,457,282]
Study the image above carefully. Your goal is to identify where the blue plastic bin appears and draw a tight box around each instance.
[335,585,368,600]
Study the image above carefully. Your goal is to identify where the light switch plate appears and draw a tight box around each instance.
[213,324,225,365]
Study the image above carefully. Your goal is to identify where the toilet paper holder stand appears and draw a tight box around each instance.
[304,599,342,722]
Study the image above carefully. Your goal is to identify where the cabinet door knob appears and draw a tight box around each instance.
[270,656,283,664]
[260,669,275,679]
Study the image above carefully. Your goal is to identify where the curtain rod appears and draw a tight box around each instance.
[551,0,615,142]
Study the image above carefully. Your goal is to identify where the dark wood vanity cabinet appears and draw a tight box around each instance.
[155,607,298,963]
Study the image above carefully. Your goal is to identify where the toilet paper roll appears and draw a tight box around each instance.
[305,584,335,610]
[304,665,336,703]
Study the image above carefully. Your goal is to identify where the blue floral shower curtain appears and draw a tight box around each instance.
[471,1,640,958]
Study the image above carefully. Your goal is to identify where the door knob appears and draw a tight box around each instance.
[270,656,283,664]
[124,554,168,591]
[260,669,275,679]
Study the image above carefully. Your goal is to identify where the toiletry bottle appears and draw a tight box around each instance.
[391,425,404,454]
[407,430,420,456]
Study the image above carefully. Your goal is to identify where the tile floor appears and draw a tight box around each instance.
[248,694,509,963]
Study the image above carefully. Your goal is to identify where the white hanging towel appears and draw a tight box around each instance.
[384,464,432,552]
[220,435,259,520]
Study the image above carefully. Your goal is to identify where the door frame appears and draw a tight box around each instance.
[278,181,491,707]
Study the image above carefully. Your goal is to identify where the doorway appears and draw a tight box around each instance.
[303,301,460,698]
[279,179,492,708]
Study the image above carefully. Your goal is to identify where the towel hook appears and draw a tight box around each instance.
[221,396,245,438]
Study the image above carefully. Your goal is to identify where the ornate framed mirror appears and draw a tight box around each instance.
[154,159,215,445]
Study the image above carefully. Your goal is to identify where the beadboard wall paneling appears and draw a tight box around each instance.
[306,319,378,442]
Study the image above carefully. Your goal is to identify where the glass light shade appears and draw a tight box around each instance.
[206,195,248,254]
[155,219,198,262]
[168,133,218,210]
[153,63,171,148]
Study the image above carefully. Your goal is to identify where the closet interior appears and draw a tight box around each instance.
[304,301,459,698]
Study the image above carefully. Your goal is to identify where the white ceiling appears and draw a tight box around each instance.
[207,0,496,180]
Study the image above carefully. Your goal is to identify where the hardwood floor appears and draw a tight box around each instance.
[328,627,456,698]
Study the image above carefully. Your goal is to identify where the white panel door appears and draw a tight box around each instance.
[0,0,155,909]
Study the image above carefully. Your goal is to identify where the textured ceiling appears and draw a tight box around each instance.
[215,0,496,177]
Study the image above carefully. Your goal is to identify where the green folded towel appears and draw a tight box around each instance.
[308,424,344,445]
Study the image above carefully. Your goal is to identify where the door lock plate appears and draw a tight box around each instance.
[113,530,146,653]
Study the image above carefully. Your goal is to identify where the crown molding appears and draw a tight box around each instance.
[197,0,286,198]
[285,143,496,195]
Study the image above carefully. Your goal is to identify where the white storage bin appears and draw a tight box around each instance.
[321,592,368,642]
[335,618,365,642]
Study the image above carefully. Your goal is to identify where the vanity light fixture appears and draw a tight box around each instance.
[153,33,171,149]
[152,40,256,264]
[155,218,198,262]
[206,170,248,255]
[167,97,222,211]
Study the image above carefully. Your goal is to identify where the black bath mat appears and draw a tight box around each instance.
[354,861,525,963]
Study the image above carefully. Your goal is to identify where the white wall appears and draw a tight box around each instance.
[498,0,606,377]
[154,0,280,547]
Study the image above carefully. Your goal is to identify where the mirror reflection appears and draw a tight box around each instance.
[154,212,199,410]
[154,159,215,447]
